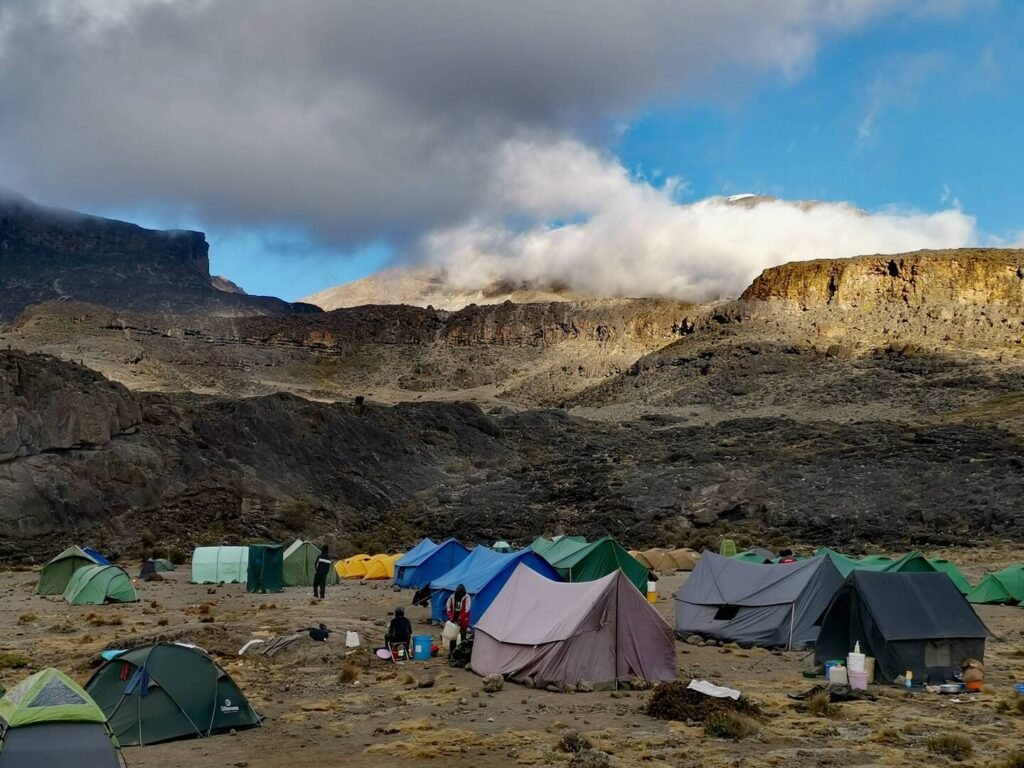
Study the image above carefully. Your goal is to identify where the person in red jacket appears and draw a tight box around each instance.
[445,583,471,653]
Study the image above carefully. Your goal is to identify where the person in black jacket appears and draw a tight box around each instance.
[386,607,413,648]
[313,545,333,599]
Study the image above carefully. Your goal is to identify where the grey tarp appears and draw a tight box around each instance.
[471,565,676,689]
[675,552,843,649]
[815,571,988,684]
[0,722,120,768]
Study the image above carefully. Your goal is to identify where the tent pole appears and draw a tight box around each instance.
[788,603,795,651]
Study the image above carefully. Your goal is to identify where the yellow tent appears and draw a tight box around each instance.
[338,554,373,579]
[364,553,399,580]
[661,548,701,572]
[641,548,668,571]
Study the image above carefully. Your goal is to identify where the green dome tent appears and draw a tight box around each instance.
[492,540,513,553]
[86,643,261,746]
[63,565,138,605]
[35,546,103,595]
[0,668,122,768]
[967,565,1024,605]
[282,540,339,587]
[138,559,175,580]
[548,536,647,592]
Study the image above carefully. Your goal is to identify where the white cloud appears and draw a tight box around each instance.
[422,139,976,301]
[858,51,946,146]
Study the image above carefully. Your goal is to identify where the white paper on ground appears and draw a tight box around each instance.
[687,679,741,700]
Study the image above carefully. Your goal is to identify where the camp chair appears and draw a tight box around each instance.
[386,640,409,662]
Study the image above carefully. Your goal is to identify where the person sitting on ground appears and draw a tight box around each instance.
[386,607,413,648]
[778,549,798,564]
[411,584,432,608]
[445,584,472,654]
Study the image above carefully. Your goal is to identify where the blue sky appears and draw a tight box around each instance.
[4,1,1022,302]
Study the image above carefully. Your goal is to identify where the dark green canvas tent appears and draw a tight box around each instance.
[282,540,338,587]
[63,565,138,605]
[549,536,647,592]
[816,549,938,579]
[138,559,175,580]
[246,544,284,593]
[928,559,972,595]
[0,668,122,768]
[533,536,589,565]
[86,643,261,746]
[967,565,1024,605]
[36,546,102,595]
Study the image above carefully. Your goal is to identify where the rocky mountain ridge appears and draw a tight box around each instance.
[0,191,318,319]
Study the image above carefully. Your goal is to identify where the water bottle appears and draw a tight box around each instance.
[905,670,913,689]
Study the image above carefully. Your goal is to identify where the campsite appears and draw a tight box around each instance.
[1,540,1023,768]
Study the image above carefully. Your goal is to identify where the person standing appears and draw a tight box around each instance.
[445,584,471,653]
[313,545,333,599]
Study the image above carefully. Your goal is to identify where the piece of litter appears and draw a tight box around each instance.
[687,679,741,700]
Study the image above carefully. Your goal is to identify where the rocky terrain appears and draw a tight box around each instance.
[2,204,1024,562]
[0,191,318,319]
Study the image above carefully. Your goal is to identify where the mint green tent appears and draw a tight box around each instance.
[530,536,586,558]
[719,539,738,557]
[815,549,937,579]
[63,565,137,605]
[967,565,1024,605]
[548,536,647,592]
[733,548,776,564]
[928,559,973,595]
[534,536,589,566]
[191,546,248,584]
[36,546,103,595]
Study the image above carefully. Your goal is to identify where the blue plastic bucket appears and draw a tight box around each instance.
[412,635,432,661]
[1015,683,1024,696]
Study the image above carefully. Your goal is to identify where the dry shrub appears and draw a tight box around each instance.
[81,634,94,643]
[703,712,759,741]
[199,616,215,624]
[85,613,123,627]
[198,603,212,615]
[874,727,902,744]
[339,665,359,684]
[48,621,77,635]
[157,618,169,626]
[557,730,593,754]
[998,751,1024,768]
[0,652,30,669]
[927,734,973,761]
[647,681,762,723]
[805,691,840,718]
[148,600,159,609]
[996,697,1024,716]
[402,672,417,686]
[17,612,38,625]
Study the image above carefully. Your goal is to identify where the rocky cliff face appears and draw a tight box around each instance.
[0,191,318,319]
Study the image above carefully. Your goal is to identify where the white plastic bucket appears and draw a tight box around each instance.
[849,670,869,690]
[847,652,865,672]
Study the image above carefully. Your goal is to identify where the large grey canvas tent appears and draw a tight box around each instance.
[815,571,988,684]
[471,565,676,689]
[675,552,843,649]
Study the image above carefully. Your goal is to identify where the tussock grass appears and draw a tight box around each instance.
[0,652,31,669]
[927,733,973,761]
[805,691,840,718]
[703,712,758,741]
[17,612,38,624]
[339,665,359,684]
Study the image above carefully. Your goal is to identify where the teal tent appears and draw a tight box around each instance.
[548,536,647,592]
[967,565,1024,605]
[246,544,284,593]
[191,547,248,584]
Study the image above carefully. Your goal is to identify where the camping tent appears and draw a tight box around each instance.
[191,546,248,584]
[718,539,738,557]
[816,571,988,684]
[639,548,667,570]
[363,554,399,581]
[36,546,103,595]
[138,559,175,580]
[534,536,590,566]
[82,547,112,566]
[548,536,647,592]
[340,554,373,579]
[393,538,471,589]
[63,565,137,605]
[967,565,1024,605]
[676,552,843,649]
[661,548,701,572]
[282,540,338,587]
[472,566,676,689]
[733,548,777,564]
[86,642,261,746]
[429,548,562,624]
[928,559,972,595]
[246,544,284,593]
[0,668,121,768]
[492,541,513,553]
[815,548,938,579]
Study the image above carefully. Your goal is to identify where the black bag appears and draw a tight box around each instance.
[448,637,473,668]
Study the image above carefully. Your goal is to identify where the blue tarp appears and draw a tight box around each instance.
[394,538,470,589]
[82,547,112,565]
[429,548,562,625]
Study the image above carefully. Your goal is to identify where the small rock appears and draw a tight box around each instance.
[229,729,237,736]
[685,634,703,646]
[459,697,468,706]
[523,677,536,689]
[487,717,494,723]
[392,586,402,592]
[373,618,387,627]
[577,680,594,693]
[417,676,435,689]
[482,674,504,693]
[704,639,719,647]
[359,615,369,621]
[546,684,561,693]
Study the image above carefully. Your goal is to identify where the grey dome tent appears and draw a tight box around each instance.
[86,642,261,746]
[0,668,122,768]
[675,552,843,649]
[815,571,988,684]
